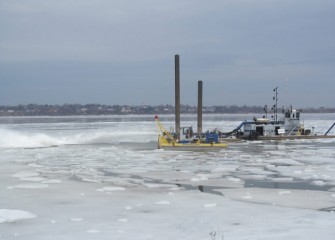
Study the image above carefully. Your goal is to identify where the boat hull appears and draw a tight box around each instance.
[257,135,335,141]
[158,136,228,150]
[218,135,335,142]
[158,142,228,150]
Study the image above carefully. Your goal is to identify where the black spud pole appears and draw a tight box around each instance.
[175,54,180,140]
[197,80,203,136]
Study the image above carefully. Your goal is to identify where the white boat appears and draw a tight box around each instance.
[219,87,335,141]
[221,106,335,141]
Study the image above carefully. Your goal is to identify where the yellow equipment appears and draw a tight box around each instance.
[155,116,228,149]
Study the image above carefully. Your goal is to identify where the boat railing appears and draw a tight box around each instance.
[286,125,297,136]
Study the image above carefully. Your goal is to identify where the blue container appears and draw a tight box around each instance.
[205,133,219,143]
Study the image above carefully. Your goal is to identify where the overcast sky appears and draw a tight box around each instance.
[0,0,334,107]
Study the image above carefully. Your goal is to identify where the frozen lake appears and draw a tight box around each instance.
[1,114,335,239]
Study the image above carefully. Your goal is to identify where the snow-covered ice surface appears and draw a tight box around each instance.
[1,114,335,239]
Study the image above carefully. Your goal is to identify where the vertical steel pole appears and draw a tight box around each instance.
[175,54,180,140]
[197,80,203,136]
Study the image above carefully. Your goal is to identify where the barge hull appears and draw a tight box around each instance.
[257,135,335,140]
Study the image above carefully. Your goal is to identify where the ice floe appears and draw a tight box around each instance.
[12,183,49,189]
[96,186,126,192]
[203,203,217,208]
[70,218,84,222]
[0,209,36,223]
[154,201,170,205]
[142,183,177,189]
[191,176,208,182]
[20,177,48,182]
[42,179,62,184]
[211,165,239,173]
[226,176,241,182]
[117,218,128,222]
[86,229,100,233]
[12,171,39,178]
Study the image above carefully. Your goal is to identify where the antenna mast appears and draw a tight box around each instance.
[272,87,278,123]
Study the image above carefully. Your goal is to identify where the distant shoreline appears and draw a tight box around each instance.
[1,104,334,117]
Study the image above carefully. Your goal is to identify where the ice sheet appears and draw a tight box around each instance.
[1,115,335,239]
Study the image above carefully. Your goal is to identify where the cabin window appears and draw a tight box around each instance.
[285,112,290,118]
[296,112,300,119]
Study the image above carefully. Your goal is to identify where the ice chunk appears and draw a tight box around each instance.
[42,179,62,184]
[190,176,208,182]
[241,194,253,199]
[203,203,217,208]
[265,158,304,166]
[86,229,100,233]
[313,180,326,186]
[70,218,83,222]
[226,176,241,182]
[0,209,36,223]
[211,165,239,173]
[154,201,170,205]
[12,172,39,178]
[96,186,126,192]
[143,183,177,189]
[118,218,128,222]
[278,190,291,195]
[13,183,48,189]
[20,177,48,182]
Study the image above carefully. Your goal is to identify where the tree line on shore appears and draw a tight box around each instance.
[0,104,334,116]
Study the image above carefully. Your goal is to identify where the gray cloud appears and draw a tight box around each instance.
[1,0,334,107]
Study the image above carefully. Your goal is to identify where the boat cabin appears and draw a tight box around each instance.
[239,107,308,139]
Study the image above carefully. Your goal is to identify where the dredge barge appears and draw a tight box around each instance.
[155,115,228,150]
[155,55,335,149]
[155,55,228,150]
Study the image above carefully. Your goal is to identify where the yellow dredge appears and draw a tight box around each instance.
[155,116,228,150]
